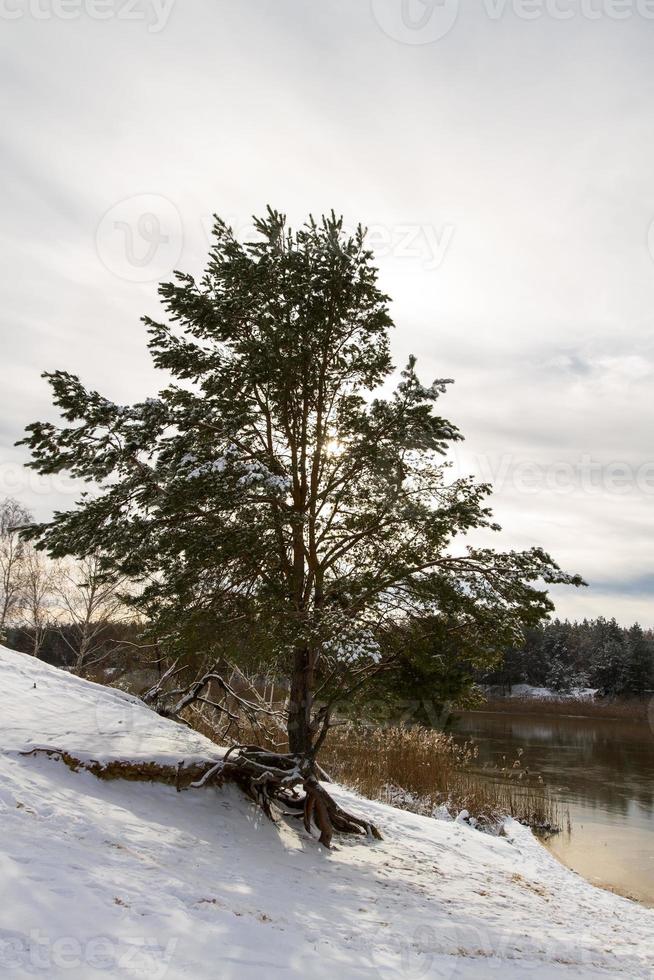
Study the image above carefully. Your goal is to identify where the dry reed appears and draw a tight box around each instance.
[321,724,563,835]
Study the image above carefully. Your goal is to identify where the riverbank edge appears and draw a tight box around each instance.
[471,698,653,723]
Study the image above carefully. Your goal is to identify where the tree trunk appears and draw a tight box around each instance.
[288,646,313,756]
[148,658,383,848]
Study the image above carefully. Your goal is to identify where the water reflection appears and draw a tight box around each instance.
[453,710,654,906]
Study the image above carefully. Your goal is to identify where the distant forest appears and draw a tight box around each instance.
[483,618,654,698]
[9,615,653,707]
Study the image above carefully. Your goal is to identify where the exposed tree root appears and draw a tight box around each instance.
[303,777,383,847]
[191,745,383,848]
[140,661,380,844]
[19,745,382,848]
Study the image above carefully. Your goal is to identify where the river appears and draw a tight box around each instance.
[452,709,654,907]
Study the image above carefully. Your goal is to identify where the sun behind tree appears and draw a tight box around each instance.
[19,208,583,845]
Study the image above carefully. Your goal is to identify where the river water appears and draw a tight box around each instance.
[452,709,654,907]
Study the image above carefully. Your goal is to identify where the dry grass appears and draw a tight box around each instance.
[321,724,563,835]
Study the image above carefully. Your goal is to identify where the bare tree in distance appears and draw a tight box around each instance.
[54,555,132,674]
[0,497,32,640]
[20,547,59,658]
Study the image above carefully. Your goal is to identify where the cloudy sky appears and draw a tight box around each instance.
[1,1,653,625]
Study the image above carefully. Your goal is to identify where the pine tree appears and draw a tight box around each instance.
[591,618,628,696]
[624,624,653,697]
[19,209,583,844]
[546,651,571,692]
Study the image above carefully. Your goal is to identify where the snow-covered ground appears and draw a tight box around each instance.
[1,646,652,979]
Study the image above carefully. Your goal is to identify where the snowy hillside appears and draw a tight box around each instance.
[1,646,652,979]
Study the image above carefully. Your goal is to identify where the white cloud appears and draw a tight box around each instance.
[2,3,654,624]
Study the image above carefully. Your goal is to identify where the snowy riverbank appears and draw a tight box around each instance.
[482,683,599,701]
[1,645,652,979]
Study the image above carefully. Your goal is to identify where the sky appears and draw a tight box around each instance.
[1,1,653,625]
